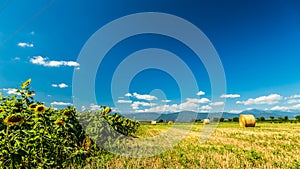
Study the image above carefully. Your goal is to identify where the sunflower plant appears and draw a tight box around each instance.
[0,79,140,168]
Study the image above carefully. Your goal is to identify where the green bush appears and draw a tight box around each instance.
[0,79,139,168]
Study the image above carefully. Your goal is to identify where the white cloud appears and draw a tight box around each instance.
[132,92,157,101]
[18,42,34,48]
[210,101,225,106]
[236,94,282,105]
[117,100,132,104]
[199,105,212,111]
[2,88,20,95]
[229,110,242,114]
[196,91,205,96]
[30,56,80,67]
[50,101,73,106]
[136,104,180,113]
[135,100,213,113]
[125,93,132,97]
[270,106,290,111]
[186,98,210,104]
[287,99,300,104]
[13,57,21,61]
[30,31,35,35]
[131,101,156,110]
[89,104,101,111]
[270,104,300,111]
[220,94,240,98]
[52,83,68,88]
[179,102,198,110]
[285,94,300,99]
[285,94,300,104]
[161,100,171,103]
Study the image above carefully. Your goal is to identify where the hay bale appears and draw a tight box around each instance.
[203,119,210,124]
[168,121,174,125]
[239,114,256,127]
[151,121,157,125]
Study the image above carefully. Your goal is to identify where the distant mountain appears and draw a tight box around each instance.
[122,109,300,122]
[240,109,299,119]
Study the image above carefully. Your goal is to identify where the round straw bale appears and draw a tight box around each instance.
[203,119,210,124]
[168,121,174,125]
[239,114,256,127]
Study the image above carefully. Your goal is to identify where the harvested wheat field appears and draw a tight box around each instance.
[103,122,300,169]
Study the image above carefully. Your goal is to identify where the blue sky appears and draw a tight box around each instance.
[0,0,300,114]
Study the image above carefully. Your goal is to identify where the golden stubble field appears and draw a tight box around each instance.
[103,122,300,169]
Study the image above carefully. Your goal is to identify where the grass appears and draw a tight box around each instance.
[101,122,300,169]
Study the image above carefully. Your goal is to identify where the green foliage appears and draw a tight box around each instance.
[0,79,140,168]
[232,117,239,122]
[278,116,283,122]
[295,115,300,121]
[259,116,265,122]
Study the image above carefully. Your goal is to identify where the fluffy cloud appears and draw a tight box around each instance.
[14,57,21,61]
[186,98,210,104]
[132,92,157,101]
[125,93,132,97]
[179,102,198,110]
[285,94,300,104]
[135,99,212,113]
[196,91,205,96]
[220,94,240,98]
[229,110,242,114]
[50,101,73,106]
[270,104,300,111]
[18,42,34,48]
[117,100,132,104]
[287,99,300,104]
[161,100,171,103]
[30,56,79,67]
[236,94,282,105]
[51,83,68,88]
[2,88,20,95]
[131,101,156,110]
[199,105,212,112]
[210,102,225,106]
[285,94,300,99]
[89,104,101,111]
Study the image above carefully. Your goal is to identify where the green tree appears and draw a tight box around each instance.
[284,116,289,121]
[158,119,164,123]
[233,117,239,122]
[220,117,225,122]
[259,116,266,122]
[270,116,275,121]
[295,115,300,121]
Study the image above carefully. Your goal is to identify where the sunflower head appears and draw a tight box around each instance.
[3,114,24,126]
[62,110,71,116]
[21,79,31,89]
[54,119,66,126]
[34,104,47,114]
[101,106,111,116]
[29,103,37,110]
